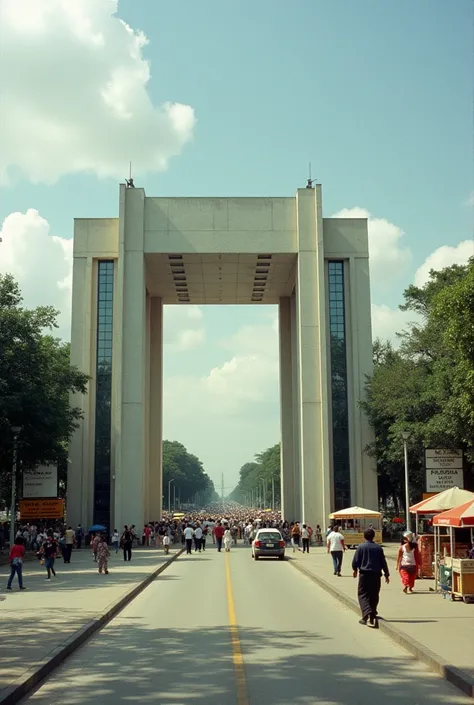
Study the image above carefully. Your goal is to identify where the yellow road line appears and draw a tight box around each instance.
[225,552,250,705]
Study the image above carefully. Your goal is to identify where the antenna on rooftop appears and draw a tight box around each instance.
[125,161,135,188]
[306,161,317,188]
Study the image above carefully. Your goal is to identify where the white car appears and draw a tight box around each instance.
[251,528,285,560]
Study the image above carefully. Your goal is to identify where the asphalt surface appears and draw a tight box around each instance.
[22,544,471,705]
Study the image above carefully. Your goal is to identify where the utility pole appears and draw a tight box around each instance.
[272,478,275,511]
[9,426,22,548]
[221,473,225,511]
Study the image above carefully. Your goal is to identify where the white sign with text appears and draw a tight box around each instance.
[23,465,58,498]
[425,449,463,492]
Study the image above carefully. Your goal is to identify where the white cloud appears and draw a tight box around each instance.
[0,209,72,339]
[0,0,195,185]
[414,240,473,288]
[164,305,205,352]
[371,304,417,346]
[464,192,474,207]
[332,207,412,284]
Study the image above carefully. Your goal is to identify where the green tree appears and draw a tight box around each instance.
[363,259,474,513]
[0,274,89,509]
[162,440,216,507]
[229,443,281,506]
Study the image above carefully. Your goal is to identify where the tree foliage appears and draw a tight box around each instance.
[162,440,217,506]
[363,258,474,512]
[229,443,281,506]
[0,274,89,508]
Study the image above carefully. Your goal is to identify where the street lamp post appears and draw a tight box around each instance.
[9,426,22,549]
[402,431,411,532]
[272,478,275,511]
[168,479,174,514]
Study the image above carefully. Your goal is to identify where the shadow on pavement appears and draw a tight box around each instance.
[20,621,468,705]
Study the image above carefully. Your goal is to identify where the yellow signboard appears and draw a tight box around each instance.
[20,498,64,519]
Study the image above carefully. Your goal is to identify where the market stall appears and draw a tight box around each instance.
[433,498,474,602]
[409,487,474,578]
[328,506,382,547]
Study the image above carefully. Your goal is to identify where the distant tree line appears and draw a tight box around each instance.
[228,443,280,507]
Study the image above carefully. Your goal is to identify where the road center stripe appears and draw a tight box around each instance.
[225,552,250,705]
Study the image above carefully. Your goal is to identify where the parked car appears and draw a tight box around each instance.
[251,528,285,560]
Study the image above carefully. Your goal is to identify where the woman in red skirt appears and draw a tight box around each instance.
[396,531,420,593]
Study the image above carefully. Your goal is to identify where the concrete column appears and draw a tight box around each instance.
[295,187,331,529]
[115,186,147,531]
[149,297,163,521]
[144,293,151,522]
[68,254,94,528]
[290,292,301,522]
[279,297,296,521]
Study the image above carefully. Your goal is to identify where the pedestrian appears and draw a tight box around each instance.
[111,529,119,553]
[194,523,203,552]
[291,522,301,552]
[162,533,170,554]
[183,524,194,554]
[121,525,133,561]
[396,531,420,594]
[301,524,310,553]
[42,535,58,580]
[352,528,390,627]
[91,533,101,562]
[97,535,110,574]
[214,522,225,552]
[224,527,232,552]
[7,537,26,591]
[201,525,208,551]
[76,524,84,549]
[327,524,345,576]
[63,525,75,563]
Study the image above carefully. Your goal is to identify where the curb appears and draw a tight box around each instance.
[289,558,474,699]
[0,548,184,705]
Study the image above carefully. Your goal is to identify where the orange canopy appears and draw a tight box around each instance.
[432,499,474,527]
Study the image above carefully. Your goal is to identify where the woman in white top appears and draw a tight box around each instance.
[396,531,420,593]
[223,528,232,552]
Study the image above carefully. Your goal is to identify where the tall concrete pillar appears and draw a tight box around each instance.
[295,187,331,529]
[115,186,147,531]
[279,296,296,521]
[68,255,94,528]
[149,297,163,520]
[290,292,302,522]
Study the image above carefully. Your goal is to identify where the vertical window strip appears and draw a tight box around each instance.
[328,262,351,510]
[93,261,114,528]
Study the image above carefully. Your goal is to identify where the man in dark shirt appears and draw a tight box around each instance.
[352,528,390,627]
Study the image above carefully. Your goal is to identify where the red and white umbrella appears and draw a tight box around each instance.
[432,498,474,527]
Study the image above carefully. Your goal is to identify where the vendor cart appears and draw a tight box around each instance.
[328,506,382,548]
[433,498,474,602]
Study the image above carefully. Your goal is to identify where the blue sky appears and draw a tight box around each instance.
[0,0,472,490]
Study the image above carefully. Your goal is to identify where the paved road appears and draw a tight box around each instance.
[22,545,471,705]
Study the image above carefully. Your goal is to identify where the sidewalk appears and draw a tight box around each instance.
[0,545,181,704]
[290,546,474,697]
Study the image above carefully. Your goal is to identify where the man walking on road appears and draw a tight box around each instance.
[183,524,194,554]
[352,528,390,627]
[327,525,345,575]
[214,522,225,552]
[63,526,75,563]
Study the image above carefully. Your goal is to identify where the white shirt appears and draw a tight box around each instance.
[327,531,344,551]
[184,527,194,540]
[194,527,203,539]
[301,528,309,539]
[112,532,119,542]
[162,535,170,545]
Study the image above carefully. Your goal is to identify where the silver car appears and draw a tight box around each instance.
[251,528,285,560]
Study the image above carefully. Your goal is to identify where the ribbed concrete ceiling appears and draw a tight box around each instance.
[145,253,297,304]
